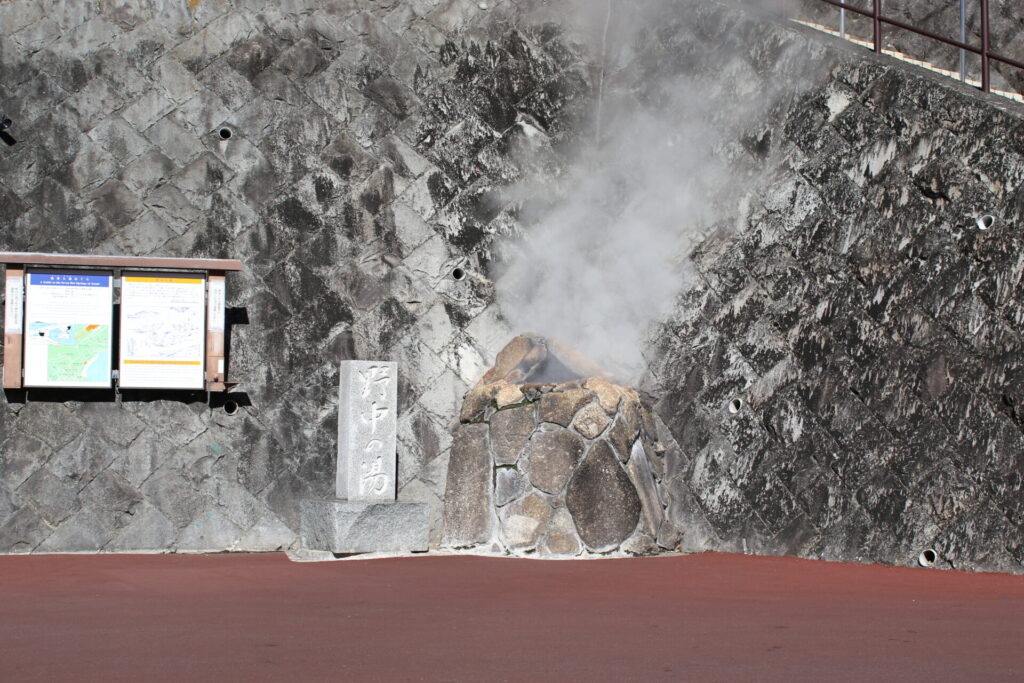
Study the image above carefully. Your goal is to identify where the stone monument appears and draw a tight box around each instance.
[300,361,429,553]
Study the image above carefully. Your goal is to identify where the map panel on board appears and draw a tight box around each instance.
[23,270,114,388]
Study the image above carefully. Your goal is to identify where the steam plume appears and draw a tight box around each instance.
[494,0,796,382]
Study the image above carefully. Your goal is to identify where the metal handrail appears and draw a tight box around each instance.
[812,0,1024,93]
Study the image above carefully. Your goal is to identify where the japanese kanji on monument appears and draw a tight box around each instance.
[337,361,398,501]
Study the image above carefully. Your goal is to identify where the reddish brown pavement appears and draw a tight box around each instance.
[1,551,1022,682]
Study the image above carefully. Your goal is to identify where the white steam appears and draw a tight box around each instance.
[494,1,789,382]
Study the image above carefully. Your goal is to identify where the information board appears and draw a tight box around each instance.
[119,272,206,390]
[23,269,114,388]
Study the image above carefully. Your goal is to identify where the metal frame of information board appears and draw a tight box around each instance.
[0,252,243,393]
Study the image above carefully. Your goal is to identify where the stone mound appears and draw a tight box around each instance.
[459,333,614,422]
[444,335,677,556]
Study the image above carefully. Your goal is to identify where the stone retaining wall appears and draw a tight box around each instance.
[0,0,593,552]
[0,0,1021,571]
[646,3,1024,572]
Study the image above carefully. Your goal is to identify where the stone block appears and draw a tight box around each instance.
[443,424,491,547]
[498,492,551,550]
[120,147,176,194]
[37,509,114,553]
[301,499,428,553]
[141,470,207,528]
[121,88,175,130]
[151,55,201,104]
[572,402,611,439]
[584,378,623,414]
[114,211,176,254]
[144,182,203,231]
[337,360,398,501]
[539,388,591,426]
[627,439,665,536]
[494,466,526,507]
[176,508,244,551]
[88,178,145,228]
[607,400,642,462]
[621,533,658,556]
[566,440,641,552]
[542,530,581,555]
[19,467,79,526]
[656,520,684,550]
[104,503,179,552]
[62,140,117,191]
[0,508,49,553]
[64,77,125,132]
[50,433,114,490]
[144,115,206,165]
[79,469,143,531]
[526,428,584,494]
[489,404,534,465]
[540,506,581,556]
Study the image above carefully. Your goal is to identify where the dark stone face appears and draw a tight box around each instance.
[526,429,585,494]
[642,4,1024,572]
[566,440,642,552]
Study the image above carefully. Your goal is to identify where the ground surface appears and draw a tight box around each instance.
[2,552,1023,681]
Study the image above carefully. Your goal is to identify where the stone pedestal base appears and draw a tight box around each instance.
[301,500,429,553]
